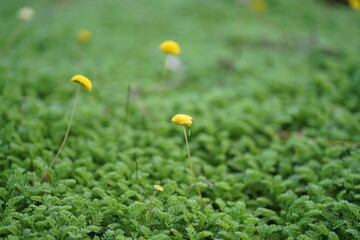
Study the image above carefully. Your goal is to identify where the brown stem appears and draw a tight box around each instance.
[124,85,132,123]
[327,140,360,147]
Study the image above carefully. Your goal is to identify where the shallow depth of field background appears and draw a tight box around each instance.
[0,0,360,239]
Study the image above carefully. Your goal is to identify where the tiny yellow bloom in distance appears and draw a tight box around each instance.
[349,0,360,11]
[251,0,268,13]
[153,185,164,191]
[171,114,193,126]
[159,40,181,55]
[77,30,92,44]
[71,75,92,91]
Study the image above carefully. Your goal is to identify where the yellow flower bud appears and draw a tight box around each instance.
[251,0,268,13]
[171,114,193,126]
[349,0,360,10]
[71,75,92,91]
[153,185,164,191]
[77,30,92,44]
[159,40,181,55]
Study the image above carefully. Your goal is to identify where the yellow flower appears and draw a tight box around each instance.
[77,30,92,44]
[251,0,268,13]
[171,114,193,126]
[159,40,181,55]
[349,0,360,10]
[153,185,164,191]
[71,75,92,91]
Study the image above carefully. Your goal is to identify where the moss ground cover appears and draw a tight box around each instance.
[1,0,360,239]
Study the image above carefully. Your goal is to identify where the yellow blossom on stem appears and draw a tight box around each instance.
[158,40,181,83]
[77,30,92,44]
[148,184,164,216]
[71,75,92,91]
[41,75,92,182]
[349,0,360,11]
[159,40,181,55]
[153,185,164,191]
[251,0,268,13]
[171,114,193,126]
[171,113,205,207]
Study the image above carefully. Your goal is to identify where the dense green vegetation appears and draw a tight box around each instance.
[1,0,360,239]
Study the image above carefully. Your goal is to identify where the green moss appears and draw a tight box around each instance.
[0,0,360,239]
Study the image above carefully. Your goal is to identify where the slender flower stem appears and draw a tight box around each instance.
[160,54,169,82]
[124,85,132,123]
[41,85,80,182]
[49,85,80,169]
[147,191,157,216]
[326,140,360,146]
[183,125,205,208]
[133,152,139,183]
